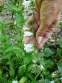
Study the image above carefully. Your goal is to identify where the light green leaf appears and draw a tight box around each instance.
[19,76,28,83]
[5,46,22,53]
[6,3,19,11]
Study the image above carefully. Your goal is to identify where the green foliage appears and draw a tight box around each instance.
[19,76,28,83]
[57,62,62,72]
[43,48,53,57]
[59,22,62,27]
[18,65,26,78]
[57,39,62,48]
[0,0,62,83]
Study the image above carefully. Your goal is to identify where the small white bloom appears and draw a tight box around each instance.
[23,27,29,31]
[24,47,34,52]
[24,44,34,52]
[50,80,55,83]
[16,3,18,7]
[12,80,18,83]
[24,31,33,37]
[32,60,37,64]
[22,0,30,8]
[40,65,44,70]
[14,21,16,25]
[33,64,37,67]
[60,77,62,81]
[24,44,33,48]
[51,73,56,77]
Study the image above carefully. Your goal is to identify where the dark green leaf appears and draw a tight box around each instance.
[59,22,62,27]
[45,60,54,68]
[57,48,62,58]
[18,65,26,78]
[57,39,62,48]
[44,48,53,57]
[57,62,62,72]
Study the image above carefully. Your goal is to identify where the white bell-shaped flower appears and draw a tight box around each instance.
[24,44,34,52]
[24,31,33,37]
[22,0,30,8]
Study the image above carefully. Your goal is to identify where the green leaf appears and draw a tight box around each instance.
[57,62,62,72]
[6,3,19,11]
[5,46,22,53]
[44,48,53,57]
[0,21,6,36]
[59,22,62,27]
[43,70,50,76]
[0,69,2,78]
[45,60,54,68]
[9,67,15,78]
[57,39,62,48]
[27,73,34,80]
[45,79,50,83]
[23,53,36,65]
[18,65,26,78]
[27,64,34,72]
[9,60,15,78]
[19,76,28,83]
[4,20,13,25]
[57,48,62,58]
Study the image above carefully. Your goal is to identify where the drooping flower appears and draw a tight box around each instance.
[24,44,35,52]
[22,0,30,8]
[24,31,33,37]
[50,80,55,83]
[25,48,34,52]
[12,80,18,83]
[24,44,34,47]
[23,27,29,31]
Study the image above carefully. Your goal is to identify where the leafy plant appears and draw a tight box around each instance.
[0,0,62,83]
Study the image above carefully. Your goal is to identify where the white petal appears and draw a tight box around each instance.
[24,31,33,37]
[25,48,34,52]
[51,73,56,77]
[60,77,62,81]
[50,80,55,83]
[24,44,34,52]
[23,27,29,30]
[22,0,30,8]
[24,44,34,48]
[40,65,44,70]
[12,80,18,83]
